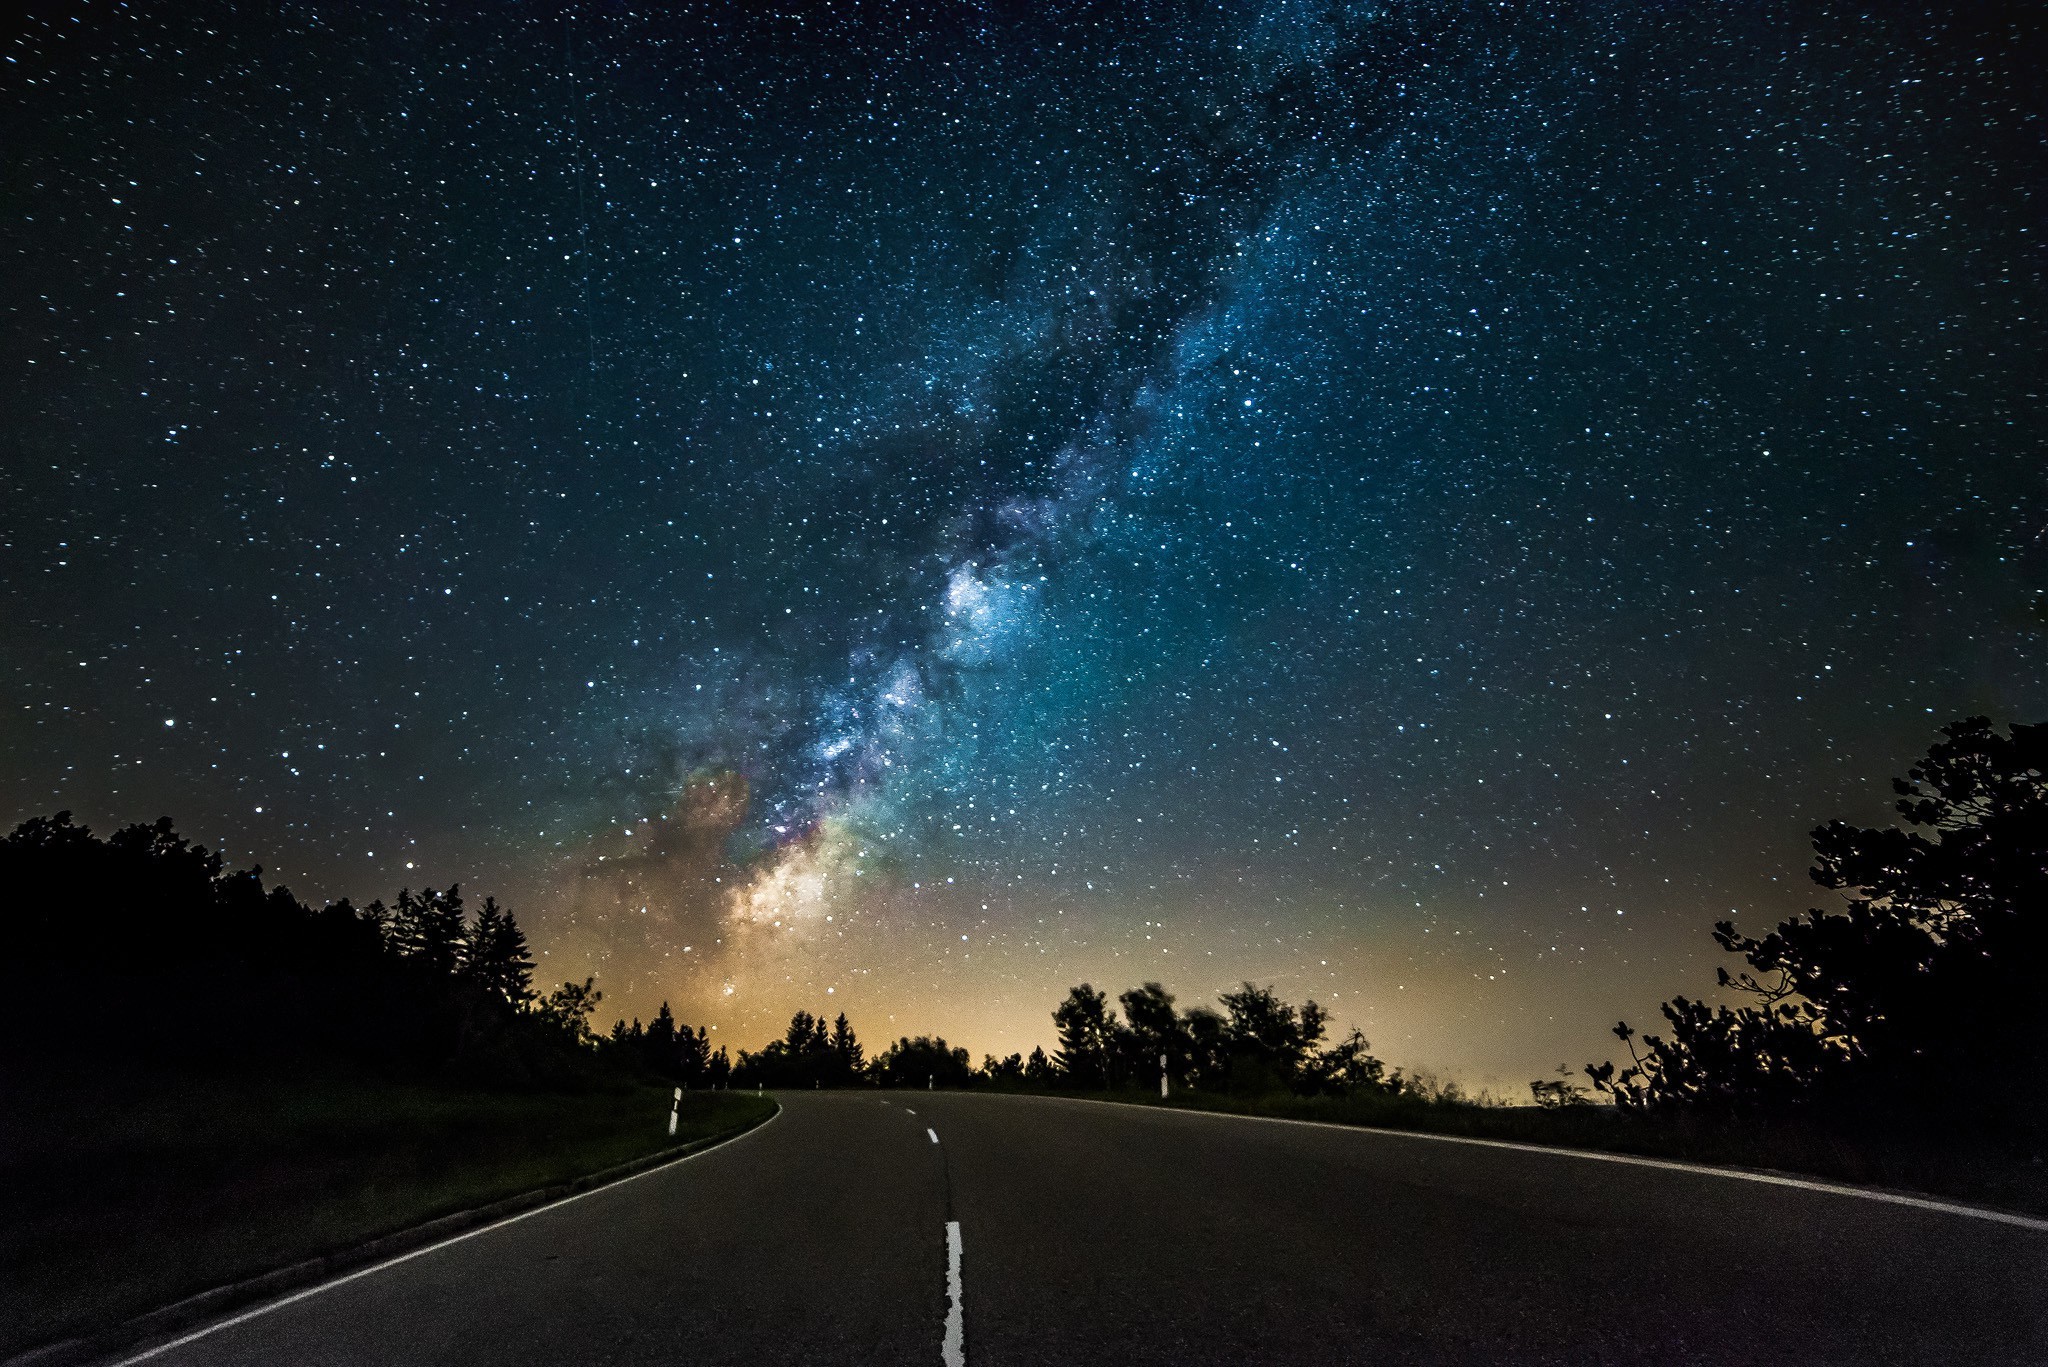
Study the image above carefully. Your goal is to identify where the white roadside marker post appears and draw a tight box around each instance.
[668,1086,681,1138]
[927,1074,933,1091]
[1160,1052,1169,1099]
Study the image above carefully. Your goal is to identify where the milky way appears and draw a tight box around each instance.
[5,3,2042,1088]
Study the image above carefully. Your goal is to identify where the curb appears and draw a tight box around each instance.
[5,1102,778,1367]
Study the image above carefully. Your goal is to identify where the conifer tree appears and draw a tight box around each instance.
[1052,984,1117,1088]
[460,896,534,1006]
[831,1011,863,1079]
[391,885,468,976]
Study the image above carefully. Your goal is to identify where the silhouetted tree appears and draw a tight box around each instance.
[1118,982,1195,1086]
[1024,1045,1054,1085]
[873,1035,973,1088]
[830,1012,864,1082]
[1217,982,1326,1090]
[1589,718,2048,1133]
[1300,1028,1400,1097]
[647,1002,680,1054]
[460,896,534,1007]
[537,977,603,1046]
[1052,983,1117,1088]
[390,885,468,977]
[1181,1005,1229,1085]
[677,1023,711,1084]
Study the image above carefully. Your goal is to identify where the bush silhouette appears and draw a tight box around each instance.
[1589,717,2047,1135]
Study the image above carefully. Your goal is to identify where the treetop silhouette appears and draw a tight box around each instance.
[1589,717,2047,1132]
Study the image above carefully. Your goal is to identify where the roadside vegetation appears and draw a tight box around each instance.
[0,816,771,1360]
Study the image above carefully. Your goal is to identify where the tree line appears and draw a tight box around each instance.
[1043,979,1403,1096]
[2,812,605,1084]
[634,978,1408,1100]
[599,1002,978,1091]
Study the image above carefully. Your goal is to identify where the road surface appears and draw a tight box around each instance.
[117,1091,2047,1365]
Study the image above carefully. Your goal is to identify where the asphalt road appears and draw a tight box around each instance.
[120,1091,2047,1365]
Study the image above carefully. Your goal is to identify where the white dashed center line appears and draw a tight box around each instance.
[927,1127,939,1144]
[941,1220,965,1367]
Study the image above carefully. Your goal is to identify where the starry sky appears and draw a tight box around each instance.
[5,1,2043,1091]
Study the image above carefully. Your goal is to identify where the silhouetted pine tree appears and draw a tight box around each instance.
[831,1012,864,1081]
[677,1024,711,1083]
[647,1002,679,1054]
[460,896,534,1006]
[390,886,467,977]
[1052,984,1116,1088]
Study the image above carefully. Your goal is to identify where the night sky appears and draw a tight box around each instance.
[6,2,2043,1091]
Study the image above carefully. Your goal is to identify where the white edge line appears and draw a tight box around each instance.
[941,1220,964,1367]
[1002,1093,2048,1233]
[106,1104,785,1366]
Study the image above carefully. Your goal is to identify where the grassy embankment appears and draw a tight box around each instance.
[0,1068,773,1360]
[1018,1085,2048,1219]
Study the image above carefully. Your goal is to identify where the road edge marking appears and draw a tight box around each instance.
[104,1102,786,1365]
[941,1220,964,1367]
[999,1094,2048,1233]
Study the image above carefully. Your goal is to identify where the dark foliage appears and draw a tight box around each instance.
[606,1001,716,1085]
[1051,983,1117,1088]
[1528,1065,1592,1108]
[731,1009,867,1088]
[871,1034,973,1089]
[1,812,602,1085]
[1588,718,2048,1135]
[1044,978,1400,1098]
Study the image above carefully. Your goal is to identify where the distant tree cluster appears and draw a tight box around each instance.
[1588,718,2047,1135]
[2,812,607,1084]
[728,1009,867,1088]
[1045,979,1402,1098]
[869,1034,973,1088]
[684,981,1404,1099]
[606,1002,733,1088]
[635,1007,976,1090]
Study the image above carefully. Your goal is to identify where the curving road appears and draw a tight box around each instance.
[117,1091,2047,1365]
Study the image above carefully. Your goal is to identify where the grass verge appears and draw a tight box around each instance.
[999,1085,2048,1219]
[0,1066,773,1360]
